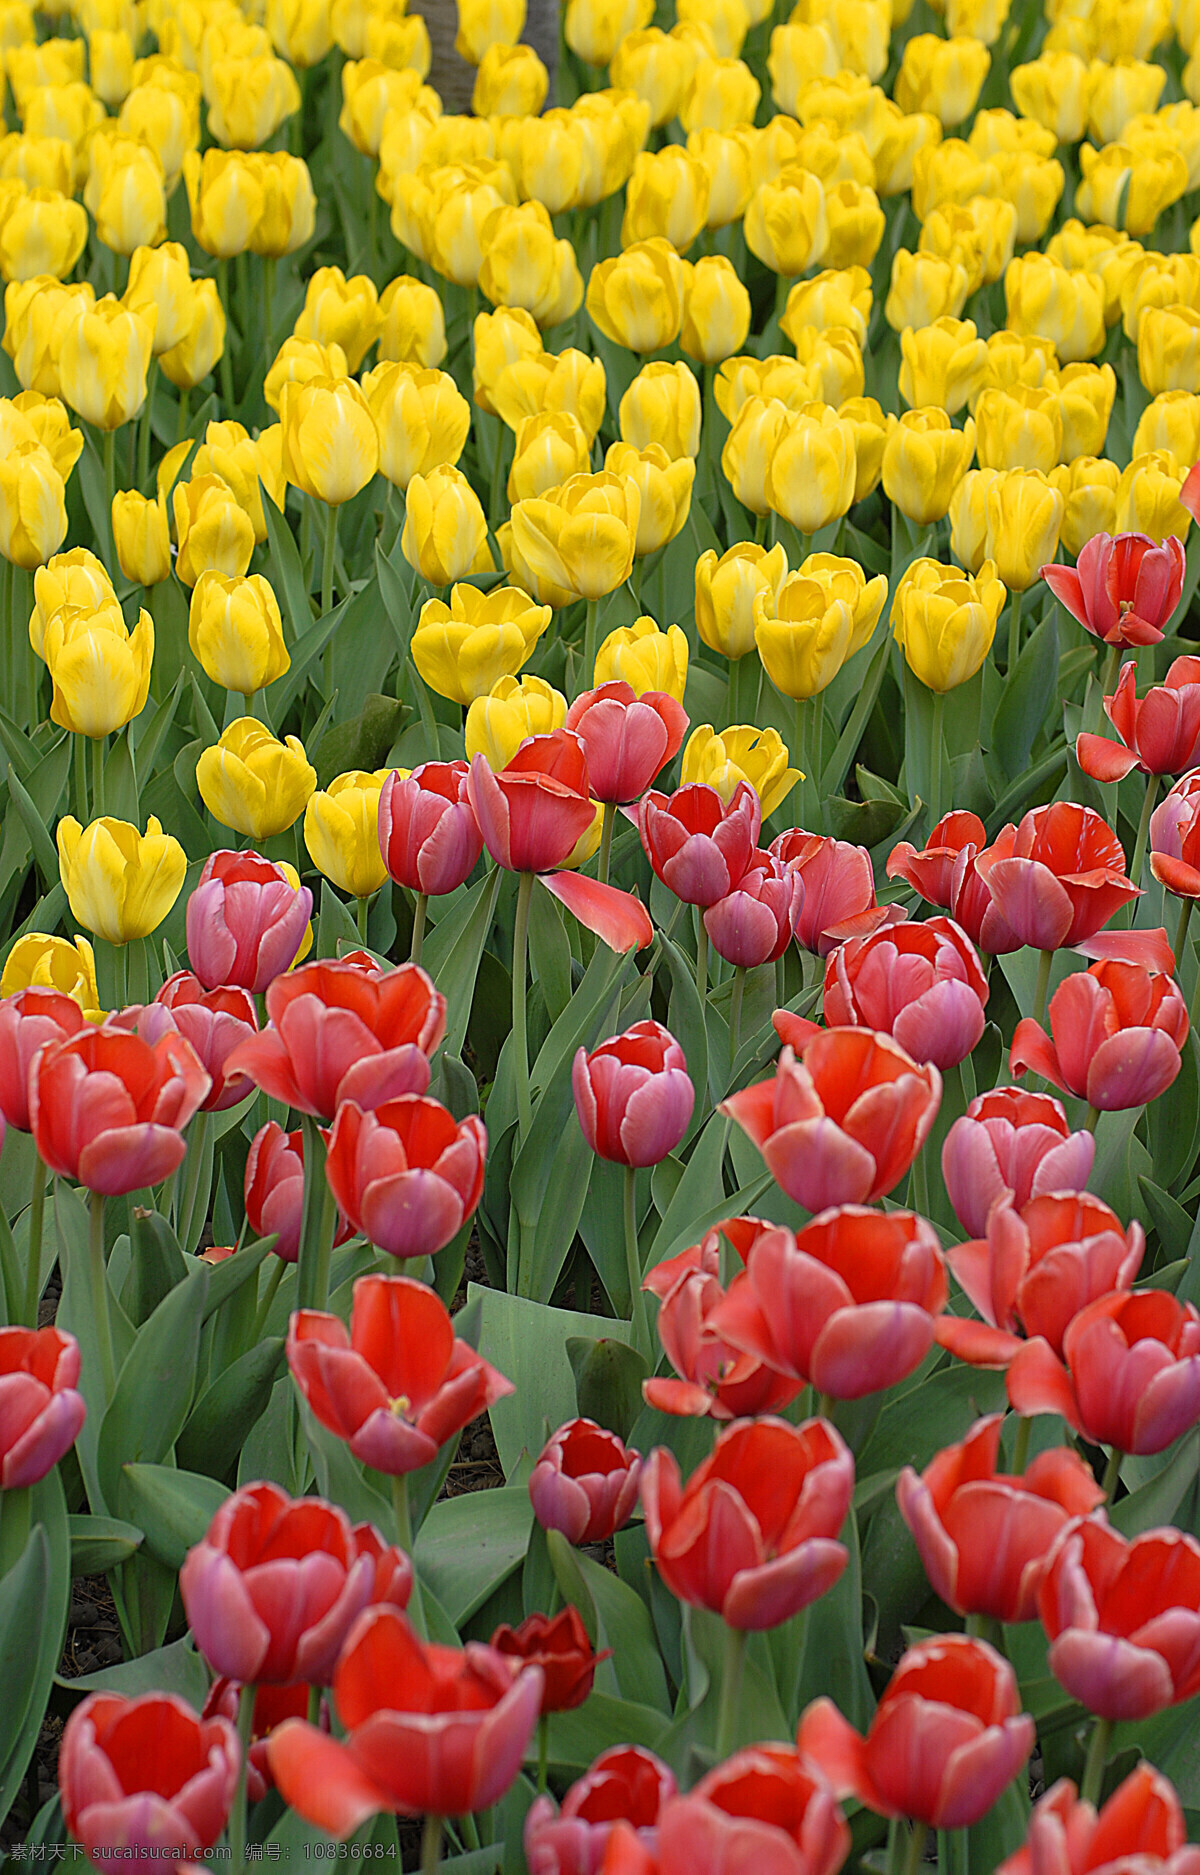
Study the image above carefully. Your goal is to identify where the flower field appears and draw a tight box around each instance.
[8,0,1200,1865]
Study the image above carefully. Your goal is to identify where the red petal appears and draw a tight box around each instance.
[540,872,653,950]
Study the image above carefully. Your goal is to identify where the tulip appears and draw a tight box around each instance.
[1078,655,1200,783]
[882,408,977,525]
[886,250,969,332]
[1010,1287,1200,1455]
[1042,529,1185,648]
[411,583,549,708]
[227,957,444,1121]
[158,281,226,395]
[999,1763,1200,1875]
[974,801,1139,952]
[172,474,255,586]
[31,1024,209,1194]
[303,770,390,902]
[524,1746,677,1873]
[937,1190,1145,1369]
[287,1272,510,1476]
[1056,363,1116,461]
[975,384,1063,474]
[941,1088,1095,1240]
[245,1120,349,1265]
[680,52,760,127]
[704,848,803,970]
[491,1607,605,1714]
[279,375,378,510]
[0,988,88,1133]
[362,362,470,493]
[573,1020,694,1169]
[594,615,688,702]
[267,1609,543,1833]
[400,463,492,588]
[899,317,988,415]
[84,139,166,258]
[621,146,709,254]
[466,730,594,877]
[896,32,990,127]
[823,915,988,1070]
[892,556,1004,692]
[57,293,153,432]
[722,1033,941,1212]
[1012,960,1188,1112]
[888,810,989,913]
[1051,457,1122,561]
[473,42,548,115]
[0,933,100,1016]
[564,682,687,806]
[1135,390,1200,463]
[1038,1522,1200,1721]
[29,550,113,658]
[378,274,446,368]
[985,468,1066,592]
[772,830,891,955]
[59,1693,240,1872]
[638,780,759,907]
[207,53,299,151]
[712,1208,948,1401]
[720,395,790,517]
[604,441,694,557]
[465,675,566,771]
[186,849,311,995]
[378,761,483,899]
[111,488,170,587]
[56,814,185,947]
[477,202,582,329]
[263,337,350,416]
[1005,255,1106,365]
[187,571,289,698]
[196,719,316,840]
[292,267,380,372]
[155,972,258,1114]
[682,724,798,820]
[744,164,828,277]
[325,1096,486,1260]
[799,1636,1034,1828]
[754,572,854,702]
[586,237,684,353]
[0,436,65,570]
[201,1680,326,1809]
[1150,767,1200,902]
[1011,50,1091,142]
[694,542,787,663]
[644,1747,852,1875]
[678,257,750,367]
[0,1324,85,1487]
[509,471,640,605]
[642,1416,852,1629]
[42,602,153,739]
[1117,451,1194,546]
[897,1415,1105,1624]
[530,1418,641,1545]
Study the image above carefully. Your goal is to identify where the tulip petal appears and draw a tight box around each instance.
[1075,734,1141,782]
[809,1299,936,1399]
[722,1537,847,1630]
[1006,1338,1082,1431]
[266,1720,391,1838]
[1047,1631,1175,1721]
[796,1697,875,1808]
[1076,926,1177,972]
[539,871,653,950]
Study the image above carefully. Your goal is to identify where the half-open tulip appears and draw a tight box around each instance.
[491,1607,605,1714]
[0,987,87,1131]
[886,811,1023,953]
[0,1324,86,1486]
[1078,655,1200,780]
[638,781,759,906]
[564,682,688,804]
[325,1096,486,1259]
[1042,530,1185,647]
[524,1746,677,1875]
[60,1694,240,1873]
[822,915,988,1069]
[155,972,258,1113]
[705,850,805,968]
[941,1088,1095,1239]
[0,933,100,1016]
[31,1025,209,1193]
[997,1764,1200,1875]
[1008,1288,1200,1455]
[378,761,483,896]
[196,719,316,840]
[186,849,312,994]
[1013,958,1188,1110]
[529,1418,641,1545]
[412,582,550,705]
[573,1020,694,1167]
[772,831,892,954]
[1037,1522,1200,1720]
[56,814,185,946]
[974,802,1139,950]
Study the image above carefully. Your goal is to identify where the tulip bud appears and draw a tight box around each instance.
[604,440,694,557]
[974,383,1063,473]
[401,463,493,588]
[292,265,380,372]
[686,124,755,227]
[1049,455,1121,557]
[122,241,195,358]
[84,137,166,256]
[882,408,977,525]
[619,358,702,458]
[0,183,87,284]
[892,556,1006,690]
[621,145,709,253]
[530,1418,641,1544]
[885,248,970,330]
[695,541,788,661]
[207,54,300,151]
[0,439,65,568]
[839,395,893,502]
[188,571,289,697]
[58,292,154,430]
[362,361,470,493]
[720,395,790,517]
[172,474,255,587]
[765,404,858,534]
[472,42,548,115]
[378,273,446,368]
[682,722,799,817]
[44,602,154,737]
[304,769,391,900]
[1134,389,1200,461]
[782,267,872,349]
[899,317,988,414]
[611,26,693,126]
[1054,360,1116,459]
[1138,302,1200,395]
[754,572,854,700]
[478,201,582,329]
[507,411,591,504]
[1011,50,1090,142]
[197,718,317,839]
[586,237,684,353]
[158,278,226,393]
[743,163,828,277]
[112,488,170,587]
[279,375,379,508]
[1115,449,1192,544]
[595,614,687,701]
[896,32,991,128]
[57,813,187,945]
[509,471,640,603]
[1005,253,1107,363]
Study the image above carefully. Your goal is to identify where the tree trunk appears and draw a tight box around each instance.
[409,0,560,113]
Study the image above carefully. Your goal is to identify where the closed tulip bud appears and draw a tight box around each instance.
[466,673,566,768]
[43,601,153,736]
[112,489,170,587]
[911,139,1000,224]
[58,293,153,431]
[921,195,1016,287]
[985,467,1064,589]
[0,137,74,201]
[361,361,469,493]
[620,146,709,254]
[2,390,79,488]
[823,179,885,270]
[492,344,607,442]
[564,0,654,64]
[882,408,976,525]
[1077,139,1188,238]
[478,201,582,329]
[587,237,684,353]
[0,439,65,568]
[686,125,755,228]
[1011,50,1090,142]
[839,395,893,502]
[975,384,1064,473]
[30,547,113,654]
[619,360,702,462]
[3,278,86,398]
[304,769,391,900]
[0,184,87,283]
[401,464,493,588]
[611,27,692,125]
[122,242,194,359]
[89,29,134,107]
[251,151,317,259]
[207,54,299,151]
[412,584,549,705]
[695,541,788,661]
[1048,361,1114,463]
[678,0,750,58]
[120,81,200,196]
[948,466,996,572]
[1116,449,1192,544]
[377,273,446,369]
[899,316,989,414]
[796,326,867,407]
[183,148,263,259]
[471,304,542,416]
[84,138,166,257]
[1087,57,1165,144]
[886,249,969,331]
[875,101,943,197]
[679,54,761,133]
[754,572,853,700]
[362,10,431,71]
[1134,389,1200,462]
[190,422,284,547]
[188,571,289,696]
[1121,254,1200,345]
[800,552,888,657]
[158,278,225,393]
[291,266,380,373]
[682,723,799,818]
[604,440,694,556]
[472,42,547,115]
[262,336,349,415]
[197,718,316,839]
[993,150,1065,246]
[279,376,379,508]
[782,272,871,355]
[1005,262,1101,365]
[594,614,688,703]
[896,32,991,128]
[506,410,591,504]
[268,0,333,65]
[1050,454,1121,557]
[767,22,836,116]
[721,395,790,517]
[893,555,1006,689]
[766,405,858,534]
[57,813,186,945]
[743,164,827,277]
[510,471,640,604]
[173,475,254,587]
[1139,303,1200,395]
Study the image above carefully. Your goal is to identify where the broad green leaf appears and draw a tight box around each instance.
[68,1513,143,1575]
[119,1463,228,1570]
[96,1264,211,1516]
[176,1336,285,1482]
[56,1635,209,1707]
[415,1486,533,1625]
[547,1532,669,1712]
[0,1469,70,1821]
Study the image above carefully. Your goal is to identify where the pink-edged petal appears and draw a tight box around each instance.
[1006,1338,1082,1430]
[1075,735,1141,782]
[809,1300,936,1399]
[267,1721,391,1837]
[1010,1019,1066,1089]
[934,1317,1025,1367]
[796,1697,878,1808]
[721,1537,847,1630]
[1047,1631,1175,1720]
[1076,926,1177,971]
[539,871,653,951]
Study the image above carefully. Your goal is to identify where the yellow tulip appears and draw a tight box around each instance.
[798,552,888,656]
[973,329,1059,401]
[0,931,100,1015]
[112,488,170,586]
[968,107,1058,160]
[56,812,186,945]
[83,138,166,257]
[919,196,1016,288]
[268,0,334,66]
[43,601,153,737]
[882,408,977,525]
[677,0,749,59]
[0,439,65,569]
[362,11,431,74]
[30,547,113,658]
[471,304,542,416]
[621,146,710,253]
[1011,50,1090,143]
[945,0,1010,44]
[821,0,890,75]
[721,395,791,517]
[754,573,854,700]
[716,355,816,423]
[587,238,684,353]
[172,475,256,587]
[0,182,87,282]
[262,336,349,415]
[677,255,751,367]
[595,614,688,701]
[781,267,872,348]
[992,151,1065,247]
[892,556,1005,691]
[765,405,858,534]
[789,327,865,407]
[911,139,999,223]
[823,180,885,271]
[1120,253,1200,345]
[1087,58,1165,145]
[610,26,693,127]
[1050,455,1121,557]
[1004,255,1106,364]
[1114,450,1192,544]
[507,411,592,503]
[1054,362,1116,459]
[895,32,990,128]
[687,125,756,228]
[158,279,225,394]
[948,466,997,573]
[1133,390,1200,462]
[984,468,1065,590]
[465,672,567,768]
[839,396,893,502]
[401,464,493,588]
[1138,304,1200,396]
[0,135,74,199]
[119,81,200,195]
[188,570,289,696]
[412,583,550,705]
[604,441,694,557]
[341,62,436,160]
[196,718,316,838]
[423,163,516,291]
[743,164,827,277]
[477,201,583,328]
[472,43,548,116]
[191,421,284,546]
[564,0,654,66]
[899,317,988,414]
[304,769,391,900]
[3,391,79,487]
[695,540,789,662]
[874,101,943,197]
[511,109,584,216]
[885,250,969,331]
[89,29,134,108]
[362,361,469,492]
[974,384,1064,473]
[509,471,641,604]
[682,722,800,817]
[183,147,264,259]
[292,266,381,373]
[378,273,446,368]
[619,359,701,460]
[1075,139,1187,238]
[207,54,300,151]
[58,293,154,431]
[123,242,195,359]
[280,376,379,507]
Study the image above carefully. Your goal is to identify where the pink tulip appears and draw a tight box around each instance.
[974,802,1138,951]
[941,1087,1095,1239]
[59,1693,240,1872]
[704,850,804,968]
[639,782,760,906]
[997,1763,1200,1875]
[1039,1520,1200,1720]
[772,829,893,955]
[573,1020,694,1167]
[0,1325,86,1487]
[186,849,312,994]
[565,681,688,804]
[886,815,1022,955]
[530,1419,641,1545]
[155,971,258,1112]
[30,1025,210,1195]
[325,1095,486,1260]
[1077,655,1200,780]
[1041,531,1185,648]
[822,914,988,1069]
[378,761,484,896]
[1008,1288,1200,1456]
[0,988,87,1132]
[524,1746,678,1875]
[1011,960,1188,1110]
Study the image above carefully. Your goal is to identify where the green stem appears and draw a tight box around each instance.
[695,917,709,1004]
[297,1114,337,1313]
[623,1163,652,1366]
[262,256,277,359]
[177,385,190,444]
[1100,1445,1122,1501]
[488,411,507,530]
[1011,1413,1032,1476]
[1101,642,1121,701]
[175,1108,210,1252]
[88,1191,116,1401]
[390,1471,426,1638]
[512,871,535,1137]
[714,1622,747,1759]
[410,892,427,966]
[537,1713,549,1795]
[1085,1103,1100,1132]
[102,428,116,560]
[249,1255,286,1344]
[583,599,599,688]
[73,729,88,820]
[320,500,338,618]
[1007,586,1023,673]
[816,1391,836,1420]
[227,1681,256,1866]
[91,733,106,821]
[1174,896,1193,973]
[137,359,157,488]
[891,1821,927,1875]
[597,800,616,887]
[929,690,945,830]
[1080,1714,1114,1808]
[728,965,746,1065]
[1130,772,1158,888]
[1034,948,1054,1029]
[356,895,370,943]
[420,1815,443,1875]
[307,1683,320,1724]
[23,1154,46,1328]
[217,260,235,411]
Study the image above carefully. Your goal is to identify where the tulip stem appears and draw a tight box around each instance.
[22,1154,46,1328]
[1085,1103,1100,1132]
[816,1391,836,1421]
[1006,587,1023,673]
[728,966,745,1066]
[249,1255,286,1345]
[297,1114,337,1313]
[1101,643,1121,704]
[893,1823,927,1875]
[226,1680,256,1866]
[695,918,708,1004]
[1034,948,1054,1029]
[597,801,616,888]
[1174,897,1193,974]
[356,895,369,943]
[1130,773,1158,887]
[319,500,338,619]
[714,1622,747,1760]
[389,1470,427,1637]
[1080,1714,1114,1808]
[1100,1445,1122,1501]
[1010,1412,1032,1476]
[410,892,428,967]
[137,360,157,488]
[537,1713,549,1794]
[102,428,117,562]
[88,1191,116,1402]
[175,1109,211,1253]
[623,1163,652,1366]
[512,871,535,1138]
[420,1814,443,1875]
[217,261,235,412]
[91,733,106,821]
[583,600,599,688]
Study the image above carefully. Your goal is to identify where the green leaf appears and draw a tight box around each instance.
[314,693,405,785]
[119,1463,228,1570]
[176,1336,285,1481]
[657,929,709,1120]
[6,759,60,889]
[68,1513,143,1575]
[96,1263,211,1517]
[528,880,573,1024]
[263,486,314,644]
[428,866,503,1064]
[415,1486,534,1626]
[567,1336,649,1443]
[199,1234,276,1323]
[56,1635,209,1707]
[990,611,1059,779]
[1112,1427,1200,1536]
[0,1469,70,1821]
[547,1531,669,1712]
[122,1206,189,1327]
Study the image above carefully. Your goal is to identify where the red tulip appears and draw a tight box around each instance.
[186,848,312,994]
[565,681,688,804]
[1011,959,1188,1110]
[468,729,595,871]
[895,1414,1105,1624]
[624,1746,851,1875]
[202,1678,322,1806]
[712,1208,948,1401]
[642,1216,803,1420]
[524,1745,678,1875]
[1150,766,1200,900]
[0,987,87,1131]
[226,956,445,1121]
[529,1418,641,1545]
[0,1324,86,1487]
[704,849,805,968]
[287,1272,511,1475]
[378,760,483,896]
[266,1608,543,1831]
[1041,531,1185,648]
[941,1088,1095,1239]
[936,1191,1144,1368]
[886,815,1022,954]
[822,914,988,1069]
[352,1519,416,1614]
[799,1635,1034,1829]
[491,1606,608,1713]
[996,1762,1200,1875]
[244,1120,351,1264]
[1007,1287,1200,1455]
[641,1416,853,1629]
[573,1020,694,1168]
[59,1692,240,1872]
[179,1482,379,1685]
[887,811,988,911]
[722,1033,941,1213]
[974,802,1139,951]
[771,829,895,955]
[325,1094,486,1259]
[1077,655,1200,781]
[1039,1520,1200,1720]
[30,1025,209,1194]
[639,781,759,907]
[155,970,258,1113]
